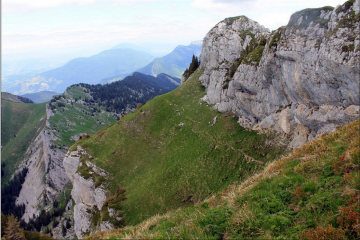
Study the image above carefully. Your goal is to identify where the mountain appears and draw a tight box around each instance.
[198,4,359,148]
[3,49,155,95]
[111,43,152,54]
[136,41,202,78]
[1,92,34,103]
[132,72,180,91]
[3,72,177,238]
[20,91,61,103]
[66,0,357,238]
[87,119,360,239]
[1,100,46,184]
[1,57,68,92]
[64,69,287,238]
[3,0,359,239]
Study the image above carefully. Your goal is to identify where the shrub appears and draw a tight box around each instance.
[302,225,347,240]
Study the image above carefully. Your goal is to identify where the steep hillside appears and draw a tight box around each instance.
[8,72,179,239]
[65,69,286,238]
[4,49,155,95]
[1,92,34,103]
[64,1,360,239]
[137,41,202,78]
[87,119,359,239]
[1,100,46,183]
[198,1,359,147]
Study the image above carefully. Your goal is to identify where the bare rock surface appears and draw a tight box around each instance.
[63,146,110,239]
[15,103,70,223]
[198,1,360,148]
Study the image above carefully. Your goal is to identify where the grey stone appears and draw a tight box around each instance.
[199,1,360,148]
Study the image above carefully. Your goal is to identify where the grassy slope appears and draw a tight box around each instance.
[75,69,285,227]
[87,120,359,240]
[48,85,118,148]
[1,101,46,183]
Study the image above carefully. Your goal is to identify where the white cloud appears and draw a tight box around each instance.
[110,0,160,7]
[2,0,163,13]
[191,0,347,30]
[2,15,213,56]
[2,0,97,13]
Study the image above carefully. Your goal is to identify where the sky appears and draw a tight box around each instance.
[2,0,347,62]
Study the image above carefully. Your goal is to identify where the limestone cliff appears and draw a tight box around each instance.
[198,0,360,148]
[15,103,71,233]
[63,146,116,239]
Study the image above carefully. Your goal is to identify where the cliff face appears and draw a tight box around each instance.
[63,146,113,239]
[15,104,70,222]
[199,0,360,148]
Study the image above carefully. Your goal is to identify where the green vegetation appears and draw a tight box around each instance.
[243,46,265,66]
[225,16,248,25]
[73,69,285,226]
[342,44,355,52]
[223,33,267,87]
[182,55,200,81]
[336,9,360,29]
[1,100,46,183]
[86,120,359,240]
[287,6,334,30]
[269,27,286,50]
[48,86,118,148]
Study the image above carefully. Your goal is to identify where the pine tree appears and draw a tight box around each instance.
[1,212,7,237]
[3,214,25,240]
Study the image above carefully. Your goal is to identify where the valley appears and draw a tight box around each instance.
[1,0,359,239]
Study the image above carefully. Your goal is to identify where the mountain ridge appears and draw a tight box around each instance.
[137,42,202,78]
[3,49,155,95]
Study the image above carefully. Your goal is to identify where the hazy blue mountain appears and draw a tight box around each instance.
[1,58,68,91]
[136,41,202,78]
[132,72,181,91]
[4,49,155,95]
[20,91,61,103]
[111,43,152,53]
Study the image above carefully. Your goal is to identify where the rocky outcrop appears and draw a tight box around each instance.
[15,103,70,223]
[15,133,46,222]
[199,1,360,148]
[63,146,111,239]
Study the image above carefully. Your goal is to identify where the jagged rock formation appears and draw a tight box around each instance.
[199,0,360,148]
[15,104,70,223]
[63,146,111,239]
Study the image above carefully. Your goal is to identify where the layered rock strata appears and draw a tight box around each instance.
[198,0,360,147]
[63,146,111,239]
[15,104,70,222]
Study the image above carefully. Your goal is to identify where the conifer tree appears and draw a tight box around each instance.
[1,212,7,237]
[3,214,25,240]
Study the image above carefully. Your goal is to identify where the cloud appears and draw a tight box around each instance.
[2,15,214,56]
[2,0,162,13]
[2,0,96,13]
[191,0,347,30]
[110,0,160,7]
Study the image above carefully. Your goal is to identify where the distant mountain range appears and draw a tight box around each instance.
[1,92,33,103]
[3,41,202,95]
[137,41,202,78]
[20,91,61,103]
[3,48,155,95]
